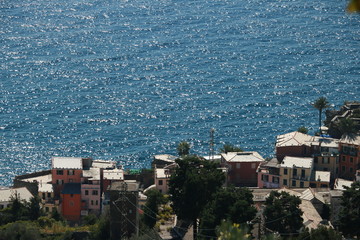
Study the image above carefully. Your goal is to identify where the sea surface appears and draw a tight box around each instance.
[0,0,359,186]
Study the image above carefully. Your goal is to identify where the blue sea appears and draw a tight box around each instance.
[0,0,359,186]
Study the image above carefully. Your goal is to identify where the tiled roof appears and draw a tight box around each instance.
[276,131,315,147]
[281,156,313,169]
[52,157,83,170]
[221,152,264,162]
[61,183,81,195]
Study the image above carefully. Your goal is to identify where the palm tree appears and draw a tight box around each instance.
[177,141,190,156]
[312,97,330,134]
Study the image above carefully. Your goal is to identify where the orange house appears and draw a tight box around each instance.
[61,183,81,221]
[51,157,83,197]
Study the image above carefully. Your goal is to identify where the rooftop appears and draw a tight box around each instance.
[52,157,83,170]
[153,154,177,162]
[0,187,33,203]
[83,167,101,181]
[281,156,313,169]
[314,171,330,183]
[334,178,353,191]
[103,169,124,180]
[276,131,315,147]
[109,181,139,192]
[221,151,264,163]
[92,159,117,169]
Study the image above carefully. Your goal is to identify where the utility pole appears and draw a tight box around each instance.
[209,128,215,160]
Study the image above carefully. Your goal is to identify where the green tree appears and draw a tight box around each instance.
[219,144,243,154]
[27,196,41,221]
[199,187,256,239]
[338,181,360,238]
[263,191,303,237]
[338,118,358,136]
[142,189,165,229]
[169,155,225,239]
[297,225,342,240]
[297,126,308,134]
[0,221,41,240]
[312,97,330,134]
[177,141,191,156]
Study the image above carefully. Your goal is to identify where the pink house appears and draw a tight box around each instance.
[81,168,101,215]
[257,158,281,188]
[154,163,177,194]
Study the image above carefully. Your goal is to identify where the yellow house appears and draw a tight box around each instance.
[280,156,314,188]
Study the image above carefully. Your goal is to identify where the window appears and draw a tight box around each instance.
[69,179,73,183]
[336,167,339,174]
[95,200,98,205]
[236,163,241,169]
[68,170,74,175]
[350,157,354,163]
[263,175,269,182]
[0,205,3,210]
[251,163,256,169]
[42,193,46,199]
[56,179,63,185]
[323,157,329,164]
[301,169,305,178]
[283,179,287,186]
[292,180,296,187]
[47,193,51,198]
[342,156,346,161]
[85,190,89,195]
[273,177,279,184]
[158,180,163,186]
[91,200,94,205]
[342,166,346,172]
[293,169,297,177]
[45,207,49,212]
[92,190,98,195]
[350,167,353,173]
[300,182,304,188]
[56,170,63,175]
[314,157,318,163]
[70,194,73,198]
[284,169,288,175]
[69,201,74,207]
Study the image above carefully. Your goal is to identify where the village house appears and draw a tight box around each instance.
[313,137,339,182]
[154,163,177,194]
[338,135,360,180]
[280,156,313,188]
[221,151,264,187]
[276,132,315,161]
[257,158,281,189]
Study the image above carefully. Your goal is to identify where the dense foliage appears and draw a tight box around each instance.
[199,187,256,239]
[338,181,360,238]
[263,191,303,237]
[169,155,225,239]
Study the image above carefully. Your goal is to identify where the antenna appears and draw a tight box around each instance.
[209,128,215,160]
